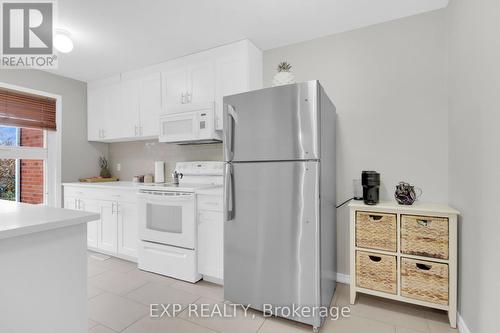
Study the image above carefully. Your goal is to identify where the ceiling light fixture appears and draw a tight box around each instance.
[54,29,74,53]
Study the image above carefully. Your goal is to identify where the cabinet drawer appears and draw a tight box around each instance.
[356,211,397,252]
[356,251,397,294]
[198,194,223,212]
[63,186,137,203]
[63,186,89,198]
[138,241,200,283]
[401,215,449,259]
[401,258,449,305]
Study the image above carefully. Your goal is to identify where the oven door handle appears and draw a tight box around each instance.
[139,193,194,202]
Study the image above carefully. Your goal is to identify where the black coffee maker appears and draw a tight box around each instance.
[362,171,380,205]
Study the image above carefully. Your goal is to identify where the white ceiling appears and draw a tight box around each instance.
[51,0,449,82]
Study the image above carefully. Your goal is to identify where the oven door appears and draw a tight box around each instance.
[138,191,196,249]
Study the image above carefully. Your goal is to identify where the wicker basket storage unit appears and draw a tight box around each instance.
[356,251,397,294]
[401,258,449,305]
[356,212,397,252]
[401,215,449,259]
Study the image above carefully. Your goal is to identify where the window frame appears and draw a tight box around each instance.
[0,82,62,207]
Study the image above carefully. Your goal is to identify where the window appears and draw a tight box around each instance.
[0,125,46,204]
[0,85,60,207]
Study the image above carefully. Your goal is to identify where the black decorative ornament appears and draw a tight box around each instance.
[395,182,422,205]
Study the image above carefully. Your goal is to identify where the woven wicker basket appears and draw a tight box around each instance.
[356,251,397,294]
[401,215,449,259]
[356,212,397,252]
[401,258,449,305]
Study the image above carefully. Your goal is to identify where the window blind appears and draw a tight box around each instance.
[0,88,56,130]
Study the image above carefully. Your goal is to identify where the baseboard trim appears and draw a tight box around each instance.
[336,273,350,284]
[457,313,471,333]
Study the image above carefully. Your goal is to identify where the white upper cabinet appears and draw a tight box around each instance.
[88,73,162,142]
[139,72,162,138]
[162,60,214,112]
[88,76,121,141]
[119,77,141,138]
[88,40,262,142]
[188,60,215,106]
[163,66,189,109]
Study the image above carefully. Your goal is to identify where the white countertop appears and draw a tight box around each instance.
[63,181,140,190]
[63,181,223,194]
[348,200,460,215]
[0,200,100,240]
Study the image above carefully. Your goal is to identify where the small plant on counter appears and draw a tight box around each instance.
[99,156,112,178]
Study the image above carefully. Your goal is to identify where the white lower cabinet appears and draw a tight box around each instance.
[197,194,223,282]
[97,201,117,253]
[63,185,138,261]
[80,198,101,249]
[117,201,139,258]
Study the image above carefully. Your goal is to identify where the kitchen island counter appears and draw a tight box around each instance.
[0,199,99,240]
[0,200,98,333]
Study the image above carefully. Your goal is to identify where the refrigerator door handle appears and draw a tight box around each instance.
[224,104,237,161]
[224,163,235,221]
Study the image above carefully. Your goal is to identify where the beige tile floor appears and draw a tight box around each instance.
[87,253,458,333]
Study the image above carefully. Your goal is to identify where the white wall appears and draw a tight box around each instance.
[264,9,448,274]
[447,1,500,332]
[0,70,109,182]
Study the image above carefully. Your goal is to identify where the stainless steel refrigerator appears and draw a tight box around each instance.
[223,80,337,330]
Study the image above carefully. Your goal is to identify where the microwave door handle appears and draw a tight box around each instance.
[224,163,235,221]
[224,104,237,160]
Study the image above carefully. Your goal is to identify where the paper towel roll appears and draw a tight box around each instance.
[154,161,165,183]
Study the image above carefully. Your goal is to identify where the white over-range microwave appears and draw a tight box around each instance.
[159,102,222,144]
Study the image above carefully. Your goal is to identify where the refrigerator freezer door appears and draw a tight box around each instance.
[224,161,321,327]
[223,81,320,162]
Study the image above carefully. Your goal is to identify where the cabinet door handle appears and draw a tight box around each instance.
[368,255,382,262]
[416,263,432,271]
[369,214,383,221]
[417,219,430,227]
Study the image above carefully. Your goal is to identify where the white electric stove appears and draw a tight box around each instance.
[137,161,223,282]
